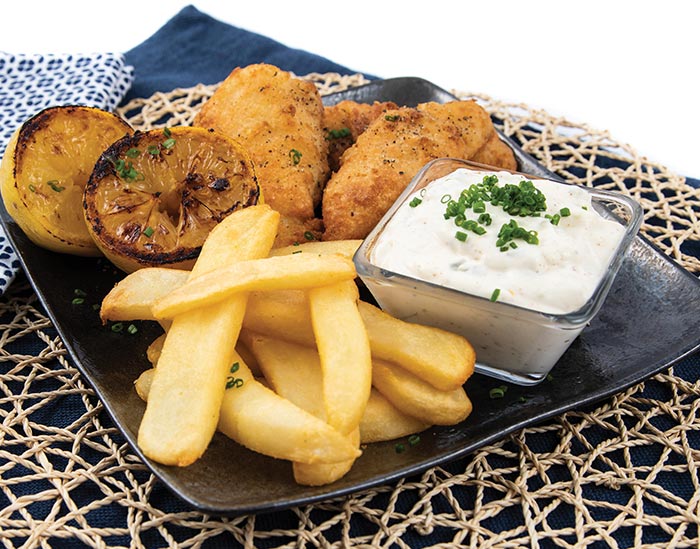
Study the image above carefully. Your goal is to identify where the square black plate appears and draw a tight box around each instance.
[2,77,699,515]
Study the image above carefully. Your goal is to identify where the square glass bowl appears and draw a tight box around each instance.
[353,158,643,385]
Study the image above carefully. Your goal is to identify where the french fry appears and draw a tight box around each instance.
[309,280,372,435]
[360,389,430,443]
[243,290,315,347]
[240,331,362,485]
[151,253,356,319]
[146,333,166,366]
[134,368,154,402]
[101,268,188,322]
[268,239,362,259]
[243,292,475,392]
[372,359,472,425]
[292,428,361,486]
[137,205,279,466]
[217,354,360,465]
[240,331,326,419]
[133,354,361,465]
[359,301,475,391]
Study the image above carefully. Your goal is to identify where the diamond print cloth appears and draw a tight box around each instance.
[0,52,134,294]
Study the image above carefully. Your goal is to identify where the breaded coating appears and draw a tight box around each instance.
[417,100,494,159]
[322,107,474,241]
[471,132,518,170]
[193,64,329,245]
[323,100,398,173]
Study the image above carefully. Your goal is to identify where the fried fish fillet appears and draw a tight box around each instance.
[416,100,494,159]
[323,100,399,173]
[322,107,475,241]
[194,63,329,245]
[471,132,518,170]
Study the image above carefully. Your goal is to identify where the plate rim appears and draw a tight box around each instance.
[2,76,699,515]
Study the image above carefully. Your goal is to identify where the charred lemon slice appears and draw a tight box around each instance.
[83,126,260,273]
[0,106,133,256]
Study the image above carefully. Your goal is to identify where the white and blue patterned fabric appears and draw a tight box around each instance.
[0,52,133,294]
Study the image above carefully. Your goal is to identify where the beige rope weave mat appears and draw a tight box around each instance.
[1,73,698,548]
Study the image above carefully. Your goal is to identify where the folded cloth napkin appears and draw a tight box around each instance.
[122,4,372,103]
[0,52,134,294]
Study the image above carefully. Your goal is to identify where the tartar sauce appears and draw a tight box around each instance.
[370,168,625,315]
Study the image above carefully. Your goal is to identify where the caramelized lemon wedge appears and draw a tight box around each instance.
[0,106,133,256]
[83,126,260,272]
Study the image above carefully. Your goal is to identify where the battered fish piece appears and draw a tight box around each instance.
[322,107,474,241]
[417,100,494,159]
[471,132,518,170]
[194,64,328,245]
[323,100,398,173]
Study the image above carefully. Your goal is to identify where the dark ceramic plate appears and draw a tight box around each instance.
[2,78,699,516]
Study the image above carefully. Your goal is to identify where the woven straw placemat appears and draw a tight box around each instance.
[1,74,698,548]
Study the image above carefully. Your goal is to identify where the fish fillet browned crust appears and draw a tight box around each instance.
[321,99,518,240]
[323,100,399,173]
[321,107,477,241]
[193,64,329,245]
[416,100,494,158]
[471,132,518,170]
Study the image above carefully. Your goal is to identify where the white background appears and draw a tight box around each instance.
[2,1,698,179]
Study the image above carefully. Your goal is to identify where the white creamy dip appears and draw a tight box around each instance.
[370,168,626,315]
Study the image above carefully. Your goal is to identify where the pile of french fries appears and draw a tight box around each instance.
[100,205,476,485]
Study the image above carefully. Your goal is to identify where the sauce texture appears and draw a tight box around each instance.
[371,168,625,315]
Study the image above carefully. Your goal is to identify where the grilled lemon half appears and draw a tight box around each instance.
[0,106,133,256]
[83,126,260,272]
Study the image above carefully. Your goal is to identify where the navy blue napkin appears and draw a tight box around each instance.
[122,5,374,103]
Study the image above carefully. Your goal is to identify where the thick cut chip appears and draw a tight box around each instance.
[241,331,362,485]
[151,253,356,319]
[359,301,475,391]
[360,389,430,443]
[137,205,279,467]
[309,281,372,435]
[372,359,472,425]
[134,355,360,465]
[84,126,260,272]
[0,105,132,255]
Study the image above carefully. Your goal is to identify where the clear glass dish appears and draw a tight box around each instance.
[354,158,643,385]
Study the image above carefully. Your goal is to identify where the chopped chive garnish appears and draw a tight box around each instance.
[490,288,501,302]
[384,114,400,122]
[111,322,124,333]
[326,127,351,139]
[162,138,176,149]
[147,145,160,155]
[408,434,421,446]
[225,376,244,389]
[126,147,140,158]
[409,197,422,208]
[289,148,302,165]
[394,443,406,453]
[303,231,316,241]
[127,324,138,334]
[560,207,571,217]
[28,184,36,193]
[143,226,154,238]
[71,297,84,305]
[455,231,468,242]
[163,127,172,137]
[47,180,64,192]
[489,385,508,399]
